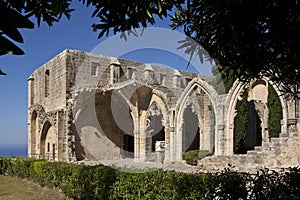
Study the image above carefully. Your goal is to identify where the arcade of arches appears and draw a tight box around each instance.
[28,50,300,171]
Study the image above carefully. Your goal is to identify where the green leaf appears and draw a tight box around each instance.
[158,0,162,14]
[0,22,24,43]
[146,9,153,19]
[0,5,34,29]
[0,35,24,55]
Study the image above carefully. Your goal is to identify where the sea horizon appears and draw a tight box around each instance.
[0,144,27,158]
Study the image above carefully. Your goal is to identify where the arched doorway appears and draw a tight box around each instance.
[182,104,200,152]
[233,91,263,154]
[176,83,216,160]
[233,80,282,154]
[93,89,135,159]
[145,103,165,162]
[40,121,57,160]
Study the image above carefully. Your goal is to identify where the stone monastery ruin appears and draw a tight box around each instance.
[28,49,300,172]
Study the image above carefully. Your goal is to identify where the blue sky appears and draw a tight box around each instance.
[0,2,100,148]
[0,1,214,151]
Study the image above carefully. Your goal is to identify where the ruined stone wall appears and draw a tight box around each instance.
[28,50,68,160]
[29,51,67,112]
[28,50,214,161]
[28,49,300,171]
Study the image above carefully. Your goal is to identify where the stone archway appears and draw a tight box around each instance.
[225,78,287,155]
[176,80,217,161]
[74,88,136,160]
[182,104,200,152]
[137,88,170,163]
[40,121,57,160]
[144,102,166,162]
[233,89,264,154]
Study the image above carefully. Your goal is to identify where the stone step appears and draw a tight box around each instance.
[254,146,262,152]
[270,137,288,145]
[247,150,257,156]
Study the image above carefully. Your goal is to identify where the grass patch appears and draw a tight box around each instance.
[0,175,68,200]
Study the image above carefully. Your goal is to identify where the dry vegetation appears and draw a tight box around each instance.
[0,175,68,200]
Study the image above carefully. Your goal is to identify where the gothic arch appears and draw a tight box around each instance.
[45,69,50,97]
[139,93,169,162]
[139,90,170,130]
[225,78,288,155]
[175,78,218,160]
[177,78,219,114]
[73,88,137,160]
[40,121,57,160]
[180,103,202,152]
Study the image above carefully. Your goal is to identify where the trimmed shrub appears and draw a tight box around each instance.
[182,150,213,165]
[0,157,12,175]
[63,164,117,199]
[1,157,300,199]
[209,168,250,200]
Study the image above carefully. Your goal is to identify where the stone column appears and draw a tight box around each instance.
[65,104,76,162]
[134,128,140,160]
[163,126,170,163]
[57,110,65,161]
[139,126,147,161]
[216,124,226,155]
[168,127,175,163]
[27,77,34,158]
[215,96,226,155]
[176,125,183,161]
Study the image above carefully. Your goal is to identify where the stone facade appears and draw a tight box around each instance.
[28,49,300,172]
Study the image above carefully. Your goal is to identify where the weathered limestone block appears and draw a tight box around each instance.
[28,49,300,172]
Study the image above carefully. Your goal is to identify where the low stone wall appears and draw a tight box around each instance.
[197,134,300,173]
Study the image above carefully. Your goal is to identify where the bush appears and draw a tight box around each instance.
[0,157,12,175]
[208,168,250,199]
[64,164,117,199]
[1,157,300,199]
[0,157,39,178]
[182,150,213,165]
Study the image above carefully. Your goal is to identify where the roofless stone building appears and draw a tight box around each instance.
[28,49,300,172]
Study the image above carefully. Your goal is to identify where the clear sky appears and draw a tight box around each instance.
[0,1,214,152]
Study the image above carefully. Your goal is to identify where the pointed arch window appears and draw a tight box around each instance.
[45,70,50,97]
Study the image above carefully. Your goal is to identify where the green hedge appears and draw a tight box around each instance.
[182,150,213,166]
[1,157,300,199]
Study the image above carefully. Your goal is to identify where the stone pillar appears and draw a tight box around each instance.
[144,64,154,83]
[168,127,175,163]
[163,126,170,163]
[134,128,140,160]
[109,64,114,84]
[254,101,269,142]
[65,105,76,162]
[57,110,65,161]
[287,118,298,136]
[216,124,226,155]
[215,96,226,155]
[176,125,184,161]
[27,119,32,158]
[27,77,34,158]
[28,76,34,106]
[172,71,181,88]
[280,119,288,137]
[139,126,147,161]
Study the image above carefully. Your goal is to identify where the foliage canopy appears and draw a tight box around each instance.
[1,0,300,92]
